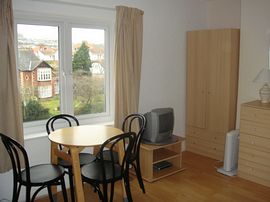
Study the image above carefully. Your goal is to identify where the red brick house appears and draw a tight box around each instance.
[18,52,59,99]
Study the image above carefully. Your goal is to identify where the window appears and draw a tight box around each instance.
[15,19,113,135]
[72,28,106,116]
[37,68,52,81]
[38,86,52,98]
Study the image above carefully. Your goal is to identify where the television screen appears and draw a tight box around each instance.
[159,112,174,133]
[142,107,177,145]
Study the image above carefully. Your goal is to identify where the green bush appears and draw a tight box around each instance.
[22,100,50,122]
[74,102,105,115]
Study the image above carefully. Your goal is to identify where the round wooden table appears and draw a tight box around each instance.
[48,125,125,202]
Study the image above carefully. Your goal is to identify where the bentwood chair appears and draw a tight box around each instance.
[122,114,146,193]
[46,114,96,202]
[81,132,136,202]
[0,133,68,202]
[103,114,147,193]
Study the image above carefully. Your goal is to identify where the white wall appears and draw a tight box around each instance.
[237,0,270,127]
[0,0,207,200]
[205,0,241,29]
[0,0,246,200]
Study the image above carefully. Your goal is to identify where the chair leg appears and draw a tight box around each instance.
[124,173,133,202]
[14,183,21,202]
[68,168,76,202]
[25,185,31,202]
[12,178,18,202]
[61,177,68,202]
[95,183,104,201]
[47,186,54,202]
[134,159,145,193]
[109,182,115,202]
[102,183,108,202]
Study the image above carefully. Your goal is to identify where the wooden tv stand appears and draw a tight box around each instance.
[134,135,185,182]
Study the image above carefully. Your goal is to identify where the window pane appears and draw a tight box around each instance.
[72,28,105,116]
[17,24,60,122]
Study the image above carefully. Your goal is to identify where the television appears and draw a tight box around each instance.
[141,108,177,145]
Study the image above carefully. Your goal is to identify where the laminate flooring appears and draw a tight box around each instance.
[36,151,270,202]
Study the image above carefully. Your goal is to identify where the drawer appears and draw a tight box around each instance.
[187,143,223,160]
[240,119,270,139]
[238,158,270,186]
[186,136,224,160]
[238,158,270,179]
[186,136,224,153]
[238,145,270,167]
[186,126,225,145]
[241,105,270,125]
[239,133,270,152]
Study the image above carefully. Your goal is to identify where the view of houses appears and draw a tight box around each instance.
[17,26,106,121]
[18,40,104,100]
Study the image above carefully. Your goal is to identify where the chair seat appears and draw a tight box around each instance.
[58,153,96,167]
[21,164,65,185]
[81,161,122,183]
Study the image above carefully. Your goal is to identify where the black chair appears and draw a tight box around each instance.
[46,114,96,202]
[103,114,147,193]
[122,114,146,193]
[81,132,136,202]
[0,133,68,202]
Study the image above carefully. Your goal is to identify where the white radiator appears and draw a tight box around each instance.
[217,129,239,176]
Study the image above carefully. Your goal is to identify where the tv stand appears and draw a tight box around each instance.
[134,135,185,182]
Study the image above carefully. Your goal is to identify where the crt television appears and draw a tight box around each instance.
[141,108,177,145]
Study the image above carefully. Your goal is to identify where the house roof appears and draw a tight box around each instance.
[32,44,58,56]
[18,49,52,71]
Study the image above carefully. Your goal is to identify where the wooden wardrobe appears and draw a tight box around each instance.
[186,29,240,160]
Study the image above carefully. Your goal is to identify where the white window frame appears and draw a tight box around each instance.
[37,68,51,81]
[38,85,52,98]
[14,13,115,136]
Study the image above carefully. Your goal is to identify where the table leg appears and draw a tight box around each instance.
[70,147,85,202]
[50,142,58,197]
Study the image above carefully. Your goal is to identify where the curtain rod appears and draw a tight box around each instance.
[32,0,116,11]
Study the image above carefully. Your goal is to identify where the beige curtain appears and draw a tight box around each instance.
[114,6,144,129]
[0,0,24,173]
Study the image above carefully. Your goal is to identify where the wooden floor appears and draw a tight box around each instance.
[37,151,270,202]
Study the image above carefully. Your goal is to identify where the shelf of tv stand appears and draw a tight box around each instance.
[132,135,185,182]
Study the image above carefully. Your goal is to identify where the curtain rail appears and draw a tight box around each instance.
[32,0,115,11]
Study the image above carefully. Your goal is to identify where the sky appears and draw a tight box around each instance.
[17,24,105,44]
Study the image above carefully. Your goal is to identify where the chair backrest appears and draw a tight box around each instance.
[46,114,79,134]
[46,114,79,150]
[122,114,146,161]
[97,132,136,182]
[0,133,31,184]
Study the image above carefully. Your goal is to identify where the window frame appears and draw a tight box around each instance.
[14,14,115,136]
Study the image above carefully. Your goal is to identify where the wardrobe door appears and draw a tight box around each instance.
[206,29,239,133]
[186,30,208,129]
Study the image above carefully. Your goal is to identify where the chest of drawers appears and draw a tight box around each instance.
[238,100,270,187]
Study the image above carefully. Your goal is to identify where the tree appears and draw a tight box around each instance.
[73,72,105,115]
[72,41,92,72]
